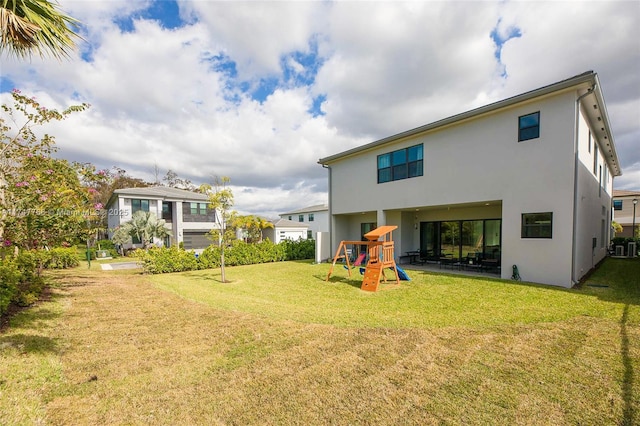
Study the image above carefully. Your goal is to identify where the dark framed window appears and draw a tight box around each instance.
[518,112,540,141]
[298,215,304,222]
[189,202,208,215]
[131,199,149,214]
[521,212,553,238]
[613,200,623,210]
[308,213,314,222]
[377,144,423,183]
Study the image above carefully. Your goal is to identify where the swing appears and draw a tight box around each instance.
[344,252,367,270]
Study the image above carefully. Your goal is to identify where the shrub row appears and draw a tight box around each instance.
[134,239,314,274]
[0,247,80,315]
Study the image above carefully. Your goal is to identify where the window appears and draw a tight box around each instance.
[588,130,591,153]
[377,144,423,183]
[298,215,304,222]
[307,230,313,239]
[599,165,602,197]
[190,202,208,215]
[613,200,623,210]
[521,212,553,238]
[132,199,149,213]
[288,215,292,220]
[518,112,540,141]
[593,145,598,175]
[308,213,314,222]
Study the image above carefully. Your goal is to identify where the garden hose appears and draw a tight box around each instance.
[511,265,521,281]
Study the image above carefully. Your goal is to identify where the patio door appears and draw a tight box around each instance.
[440,221,460,260]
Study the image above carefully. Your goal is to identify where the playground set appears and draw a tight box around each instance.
[325,225,410,292]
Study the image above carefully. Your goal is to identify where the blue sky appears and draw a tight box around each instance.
[0,0,638,217]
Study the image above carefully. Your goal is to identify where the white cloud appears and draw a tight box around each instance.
[1,0,638,218]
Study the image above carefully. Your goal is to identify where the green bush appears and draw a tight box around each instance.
[0,247,81,316]
[134,246,199,274]
[281,238,315,260]
[43,247,81,269]
[137,239,312,274]
[0,258,20,315]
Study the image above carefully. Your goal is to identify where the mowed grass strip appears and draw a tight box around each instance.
[151,260,632,328]
[0,258,637,425]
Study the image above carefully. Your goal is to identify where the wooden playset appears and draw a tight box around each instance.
[325,225,402,292]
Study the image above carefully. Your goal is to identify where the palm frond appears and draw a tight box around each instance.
[1,0,82,60]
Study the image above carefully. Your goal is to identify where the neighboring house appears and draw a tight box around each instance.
[279,204,329,239]
[612,189,640,238]
[318,71,621,288]
[263,218,309,244]
[106,186,221,250]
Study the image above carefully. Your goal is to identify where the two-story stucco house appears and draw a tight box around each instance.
[612,189,640,238]
[279,204,329,239]
[318,71,621,288]
[106,186,221,250]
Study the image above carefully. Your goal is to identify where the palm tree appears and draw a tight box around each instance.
[112,211,170,249]
[1,0,81,59]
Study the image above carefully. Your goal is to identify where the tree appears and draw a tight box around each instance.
[0,0,81,59]
[4,155,104,249]
[612,221,623,236]
[112,211,170,249]
[203,177,233,283]
[163,169,195,190]
[1,89,90,246]
[232,214,273,243]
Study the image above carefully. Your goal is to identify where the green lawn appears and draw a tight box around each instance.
[0,257,638,425]
[151,259,637,328]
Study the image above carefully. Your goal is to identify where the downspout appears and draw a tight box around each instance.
[322,164,332,261]
[571,84,596,285]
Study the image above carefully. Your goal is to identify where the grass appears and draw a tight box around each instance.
[0,257,638,425]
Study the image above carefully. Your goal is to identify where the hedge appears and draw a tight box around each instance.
[0,247,80,316]
[135,239,312,274]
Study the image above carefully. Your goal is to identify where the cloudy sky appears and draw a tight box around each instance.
[1,0,639,217]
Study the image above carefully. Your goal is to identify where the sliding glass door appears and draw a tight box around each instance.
[420,219,501,262]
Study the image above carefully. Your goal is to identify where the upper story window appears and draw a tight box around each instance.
[190,202,208,215]
[377,144,423,184]
[308,213,314,222]
[521,212,553,239]
[613,200,623,210]
[593,145,598,175]
[132,199,149,213]
[298,214,304,222]
[288,215,292,220]
[518,112,540,141]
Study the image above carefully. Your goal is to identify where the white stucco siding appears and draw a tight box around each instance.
[573,105,613,282]
[330,92,577,214]
[328,90,580,287]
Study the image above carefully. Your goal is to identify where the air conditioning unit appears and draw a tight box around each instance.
[628,242,637,258]
[615,245,624,256]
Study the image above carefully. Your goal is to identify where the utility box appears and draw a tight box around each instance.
[628,242,637,258]
[616,246,624,256]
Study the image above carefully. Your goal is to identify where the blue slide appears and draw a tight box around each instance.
[394,266,411,281]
